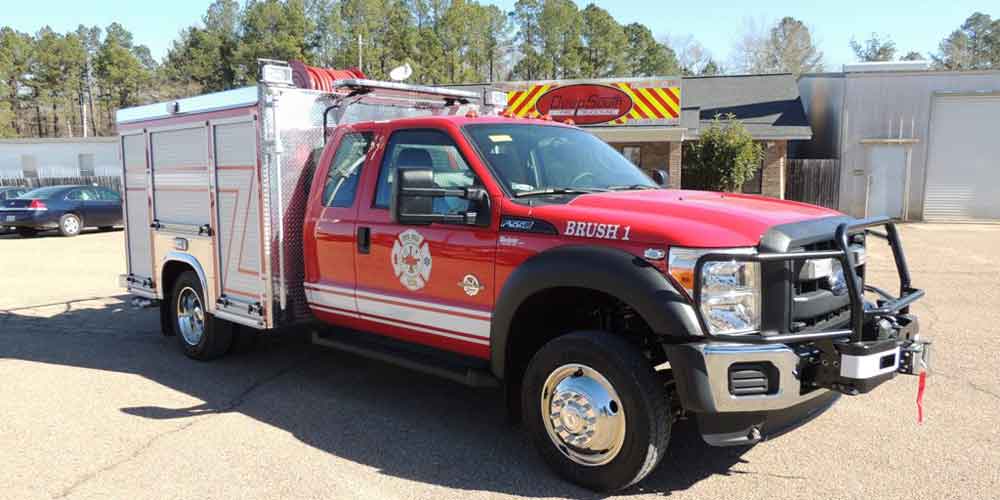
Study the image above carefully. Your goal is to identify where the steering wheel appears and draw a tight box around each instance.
[569,171,595,187]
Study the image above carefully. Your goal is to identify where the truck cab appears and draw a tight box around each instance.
[118,61,931,492]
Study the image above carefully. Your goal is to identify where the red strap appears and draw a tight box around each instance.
[916,370,927,424]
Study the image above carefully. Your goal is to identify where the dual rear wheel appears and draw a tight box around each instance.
[168,271,256,360]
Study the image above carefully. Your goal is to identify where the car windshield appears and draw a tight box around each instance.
[464,124,655,196]
[18,186,68,199]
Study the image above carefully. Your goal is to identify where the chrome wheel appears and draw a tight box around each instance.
[176,286,205,346]
[541,363,626,466]
[63,216,79,234]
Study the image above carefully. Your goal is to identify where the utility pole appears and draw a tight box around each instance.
[358,34,363,71]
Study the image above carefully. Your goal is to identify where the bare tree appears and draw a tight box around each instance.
[666,34,713,75]
[730,16,824,76]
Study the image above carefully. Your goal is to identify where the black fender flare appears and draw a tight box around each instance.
[489,245,703,379]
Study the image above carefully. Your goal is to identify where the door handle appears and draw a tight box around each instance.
[357,227,371,254]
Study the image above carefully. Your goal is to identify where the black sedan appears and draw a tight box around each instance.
[0,185,123,237]
[0,187,29,234]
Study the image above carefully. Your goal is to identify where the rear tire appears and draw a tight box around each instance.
[169,270,233,360]
[522,331,671,492]
[59,213,82,237]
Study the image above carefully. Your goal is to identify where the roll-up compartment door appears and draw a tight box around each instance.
[151,126,211,226]
[122,133,152,282]
[213,119,265,314]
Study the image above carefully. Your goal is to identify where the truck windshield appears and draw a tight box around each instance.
[464,124,655,196]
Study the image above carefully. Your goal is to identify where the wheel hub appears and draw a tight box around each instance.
[542,364,625,466]
[176,287,205,346]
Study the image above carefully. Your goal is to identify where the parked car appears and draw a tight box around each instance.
[0,185,123,237]
[0,187,29,234]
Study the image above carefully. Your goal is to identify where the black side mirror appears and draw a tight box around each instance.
[390,167,490,226]
[652,169,668,187]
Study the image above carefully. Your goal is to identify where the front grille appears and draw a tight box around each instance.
[789,239,863,332]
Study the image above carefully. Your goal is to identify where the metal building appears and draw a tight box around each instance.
[0,137,119,179]
[797,65,1000,222]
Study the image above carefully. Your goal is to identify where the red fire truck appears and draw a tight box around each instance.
[118,60,931,491]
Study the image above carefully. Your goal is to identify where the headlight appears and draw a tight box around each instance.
[668,247,761,335]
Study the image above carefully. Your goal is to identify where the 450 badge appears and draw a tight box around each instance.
[391,229,432,291]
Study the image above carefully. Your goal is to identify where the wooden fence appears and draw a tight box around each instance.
[785,159,840,210]
[0,176,122,192]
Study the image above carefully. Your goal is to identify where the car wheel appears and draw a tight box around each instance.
[17,228,38,238]
[59,214,82,237]
[522,331,671,492]
[169,270,233,360]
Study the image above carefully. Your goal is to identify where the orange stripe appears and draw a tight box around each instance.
[664,87,680,106]
[513,85,545,116]
[645,88,677,118]
[629,85,663,119]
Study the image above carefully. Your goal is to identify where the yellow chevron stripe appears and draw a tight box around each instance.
[636,87,670,118]
[506,90,530,114]
[616,83,652,119]
[518,84,550,117]
[652,87,681,117]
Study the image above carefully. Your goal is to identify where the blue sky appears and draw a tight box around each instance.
[3,0,993,70]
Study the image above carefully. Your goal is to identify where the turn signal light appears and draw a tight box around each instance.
[669,268,695,292]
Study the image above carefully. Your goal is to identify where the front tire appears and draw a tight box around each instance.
[522,331,671,492]
[59,213,82,237]
[169,270,233,360]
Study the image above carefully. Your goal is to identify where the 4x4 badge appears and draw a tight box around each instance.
[391,229,432,291]
[460,274,485,296]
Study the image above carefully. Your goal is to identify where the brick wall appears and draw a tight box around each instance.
[761,140,787,199]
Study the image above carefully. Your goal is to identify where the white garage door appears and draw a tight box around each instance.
[923,95,1000,221]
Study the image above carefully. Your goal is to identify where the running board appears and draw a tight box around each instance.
[311,329,500,388]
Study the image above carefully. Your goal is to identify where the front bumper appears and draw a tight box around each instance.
[665,217,931,446]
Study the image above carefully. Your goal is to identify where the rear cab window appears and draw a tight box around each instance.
[322,132,374,207]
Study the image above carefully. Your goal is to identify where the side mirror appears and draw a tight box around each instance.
[652,169,668,187]
[390,167,490,226]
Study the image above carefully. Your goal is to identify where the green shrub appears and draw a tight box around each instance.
[682,114,764,192]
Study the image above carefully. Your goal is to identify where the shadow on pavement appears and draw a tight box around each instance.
[0,295,753,498]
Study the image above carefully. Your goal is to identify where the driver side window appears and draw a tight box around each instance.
[374,129,475,215]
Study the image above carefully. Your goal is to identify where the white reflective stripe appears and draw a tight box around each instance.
[310,304,489,346]
[356,296,491,339]
[310,304,360,319]
[304,288,356,312]
[355,288,492,319]
[304,283,493,339]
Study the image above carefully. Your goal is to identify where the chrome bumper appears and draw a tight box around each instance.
[665,342,829,414]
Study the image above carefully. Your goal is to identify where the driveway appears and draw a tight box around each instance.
[0,225,997,499]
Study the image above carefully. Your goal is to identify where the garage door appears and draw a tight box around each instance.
[923,95,1000,221]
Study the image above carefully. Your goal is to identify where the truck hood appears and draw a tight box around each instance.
[525,189,843,248]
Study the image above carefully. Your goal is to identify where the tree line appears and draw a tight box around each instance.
[1,1,996,139]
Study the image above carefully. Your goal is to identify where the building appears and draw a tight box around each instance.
[798,64,1000,222]
[453,73,812,199]
[0,137,119,179]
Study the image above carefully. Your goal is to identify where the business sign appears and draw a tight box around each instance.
[501,79,681,126]
[533,84,632,125]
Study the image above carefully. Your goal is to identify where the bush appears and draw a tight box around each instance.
[682,114,764,192]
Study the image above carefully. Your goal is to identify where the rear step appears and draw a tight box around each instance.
[311,329,500,388]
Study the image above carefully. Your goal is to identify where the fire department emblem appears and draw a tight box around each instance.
[391,229,432,291]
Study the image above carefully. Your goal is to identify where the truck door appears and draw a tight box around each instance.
[303,128,376,317]
[354,128,495,359]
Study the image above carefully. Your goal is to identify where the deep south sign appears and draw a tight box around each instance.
[533,84,633,125]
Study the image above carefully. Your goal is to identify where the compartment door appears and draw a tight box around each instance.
[213,119,266,322]
[122,132,154,291]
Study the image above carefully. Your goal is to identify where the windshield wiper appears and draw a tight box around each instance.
[607,184,658,191]
[514,187,609,198]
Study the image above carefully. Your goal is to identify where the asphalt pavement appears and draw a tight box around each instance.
[0,225,997,499]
